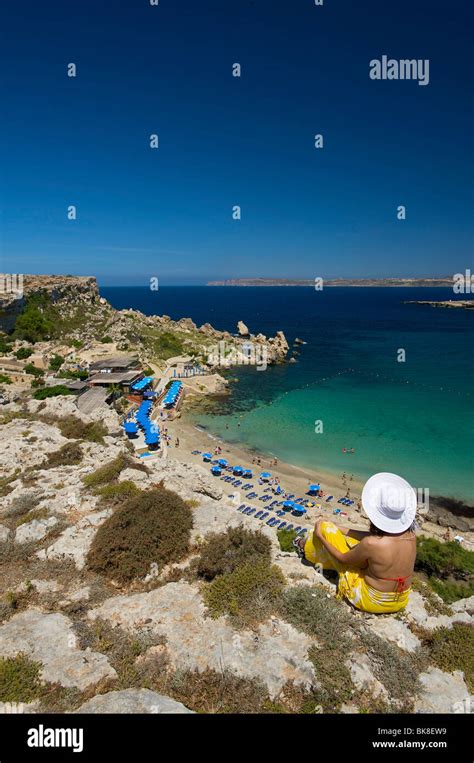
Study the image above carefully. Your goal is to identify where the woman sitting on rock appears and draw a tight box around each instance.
[295,472,417,614]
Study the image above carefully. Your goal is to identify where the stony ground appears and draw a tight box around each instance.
[0,396,472,714]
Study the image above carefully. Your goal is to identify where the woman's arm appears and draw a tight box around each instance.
[339,527,371,541]
[316,522,371,569]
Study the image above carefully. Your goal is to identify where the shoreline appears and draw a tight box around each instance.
[154,392,474,549]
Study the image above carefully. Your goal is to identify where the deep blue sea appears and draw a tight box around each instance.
[102,286,474,502]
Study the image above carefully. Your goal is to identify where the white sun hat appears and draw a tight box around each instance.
[361,472,417,533]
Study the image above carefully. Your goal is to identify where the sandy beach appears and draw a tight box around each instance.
[157,405,372,535]
[151,393,474,549]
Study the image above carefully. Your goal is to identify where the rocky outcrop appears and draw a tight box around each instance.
[237,320,249,337]
[75,689,194,714]
[89,582,318,698]
[0,275,102,333]
[37,510,112,570]
[0,610,116,690]
[15,516,59,544]
[414,668,470,713]
[403,590,472,631]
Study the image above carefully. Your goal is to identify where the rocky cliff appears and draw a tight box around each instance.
[0,274,289,368]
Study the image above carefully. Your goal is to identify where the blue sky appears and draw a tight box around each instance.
[1,0,472,285]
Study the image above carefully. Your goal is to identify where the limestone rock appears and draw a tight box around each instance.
[346,652,388,701]
[414,667,470,713]
[0,420,67,477]
[0,524,11,543]
[451,595,474,616]
[149,460,223,502]
[237,320,249,337]
[37,510,111,569]
[118,467,152,488]
[191,499,275,546]
[0,610,116,690]
[89,582,317,698]
[74,689,193,714]
[403,590,471,631]
[364,617,421,653]
[15,516,58,544]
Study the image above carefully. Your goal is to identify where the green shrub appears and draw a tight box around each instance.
[57,416,107,444]
[0,654,42,703]
[277,528,298,552]
[196,527,271,581]
[43,442,83,469]
[13,295,55,342]
[279,585,353,645]
[33,385,74,400]
[100,336,113,344]
[0,335,13,355]
[15,347,32,360]
[16,508,50,527]
[71,339,83,349]
[0,470,21,498]
[87,487,193,584]
[82,454,128,487]
[416,536,474,579]
[57,369,89,380]
[3,491,42,520]
[204,559,285,626]
[357,629,422,707]
[426,624,474,692]
[96,480,140,504]
[166,668,271,714]
[428,577,474,604]
[24,363,45,377]
[152,331,184,360]
[49,354,64,371]
[279,586,360,711]
[0,374,12,384]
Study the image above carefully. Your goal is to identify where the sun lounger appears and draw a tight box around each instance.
[260,512,269,520]
[326,496,333,502]
[285,524,294,531]
[254,510,263,519]
[278,521,287,530]
[246,508,256,516]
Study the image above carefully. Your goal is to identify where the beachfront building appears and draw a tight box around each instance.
[87,370,142,394]
[88,354,140,374]
[167,355,207,379]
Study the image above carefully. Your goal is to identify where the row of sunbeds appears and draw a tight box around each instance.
[236,503,308,535]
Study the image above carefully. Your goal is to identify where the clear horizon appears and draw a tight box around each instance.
[1,0,472,283]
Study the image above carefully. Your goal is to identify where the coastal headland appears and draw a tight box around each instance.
[0,274,472,715]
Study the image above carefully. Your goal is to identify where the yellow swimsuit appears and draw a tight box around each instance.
[304,521,411,614]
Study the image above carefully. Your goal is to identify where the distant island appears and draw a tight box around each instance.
[405,299,474,310]
[207,277,454,287]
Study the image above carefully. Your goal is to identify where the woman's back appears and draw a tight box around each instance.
[364,531,416,592]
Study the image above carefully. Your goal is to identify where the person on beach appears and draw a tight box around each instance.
[295,472,417,614]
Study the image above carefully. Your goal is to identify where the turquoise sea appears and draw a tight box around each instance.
[103,286,474,503]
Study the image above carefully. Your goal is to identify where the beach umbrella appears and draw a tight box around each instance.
[283,500,294,509]
[260,472,272,480]
[218,459,228,467]
[211,466,222,476]
[233,465,243,474]
[202,452,212,461]
[308,484,321,493]
[275,485,282,494]
[242,469,252,478]
[291,503,306,514]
